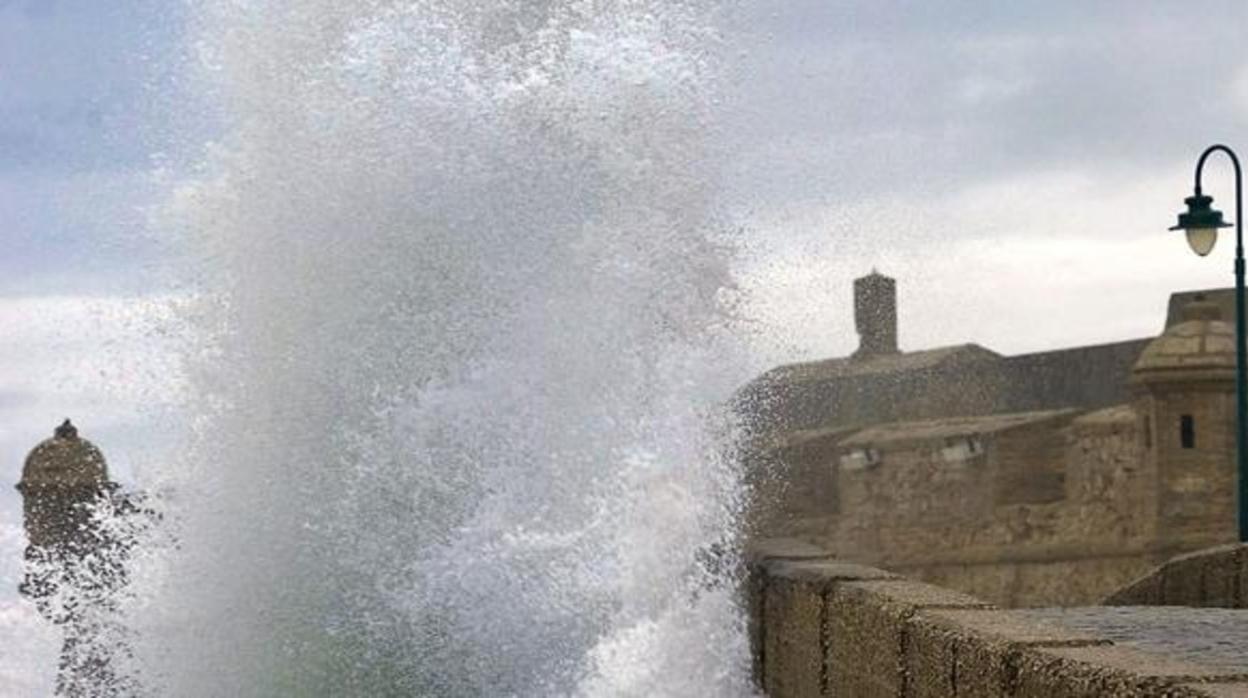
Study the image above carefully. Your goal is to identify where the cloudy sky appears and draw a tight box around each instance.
[0,0,193,471]
[1,0,1247,685]
[729,0,1248,361]
[0,5,190,681]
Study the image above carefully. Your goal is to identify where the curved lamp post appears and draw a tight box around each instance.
[1170,143,1246,541]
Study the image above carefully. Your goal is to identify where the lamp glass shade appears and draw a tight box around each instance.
[1186,227,1219,256]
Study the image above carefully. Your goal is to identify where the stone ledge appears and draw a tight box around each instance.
[750,547,1248,697]
[826,580,994,697]
[765,558,899,587]
[906,607,1109,698]
[918,608,1108,647]
[908,606,1113,698]
[1014,644,1248,697]
[836,579,996,611]
[745,537,834,563]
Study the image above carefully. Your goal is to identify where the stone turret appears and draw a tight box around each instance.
[1132,298,1236,386]
[1131,297,1237,545]
[18,419,114,553]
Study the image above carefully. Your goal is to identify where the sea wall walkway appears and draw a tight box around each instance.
[748,539,1248,697]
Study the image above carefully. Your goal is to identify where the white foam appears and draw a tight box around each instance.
[124,2,759,695]
[0,521,59,696]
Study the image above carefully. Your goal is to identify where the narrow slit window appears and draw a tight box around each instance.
[1180,415,1195,449]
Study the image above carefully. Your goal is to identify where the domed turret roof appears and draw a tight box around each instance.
[19,419,110,490]
[1132,298,1236,386]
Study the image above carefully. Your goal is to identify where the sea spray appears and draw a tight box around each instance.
[129,1,758,695]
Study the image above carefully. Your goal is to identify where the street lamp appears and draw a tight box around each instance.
[1170,143,1247,541]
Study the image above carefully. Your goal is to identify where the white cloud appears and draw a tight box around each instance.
[1232,63,1248,117]
[737,159,1230,365]
[956,74,1030,107]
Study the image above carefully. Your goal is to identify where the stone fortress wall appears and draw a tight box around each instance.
[742,274,1241,607]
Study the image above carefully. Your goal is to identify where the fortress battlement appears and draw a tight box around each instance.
[742,273,1241,607]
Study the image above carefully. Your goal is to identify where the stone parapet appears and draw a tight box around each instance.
[906,608,1106,698]
[1105,543,1248,608]
[749,538,1248,697]
[1012,645,1248,697]
[828,580,991,697]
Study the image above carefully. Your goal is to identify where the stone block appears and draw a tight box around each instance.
[747,538,835,687]
[757,559,899,696]
[826,580,991,697]
[904,615,958,698]
[906,608,1107,698]
[1014,644,1242,698]
[762,574,826,698]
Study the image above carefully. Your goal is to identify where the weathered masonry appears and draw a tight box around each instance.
[740,273,1242,607]
[749,539,1248,698]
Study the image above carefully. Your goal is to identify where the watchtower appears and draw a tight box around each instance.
[16,420,136,696]
[1131,297,1237,546]
[17,419,113,557]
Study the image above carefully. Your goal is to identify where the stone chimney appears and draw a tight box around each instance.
[852,271,899,359]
